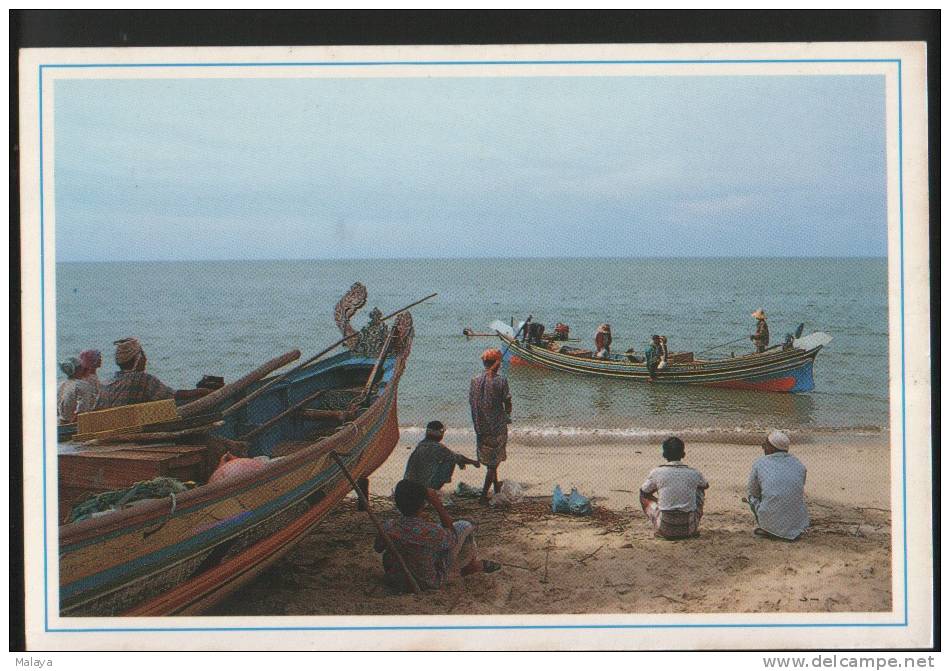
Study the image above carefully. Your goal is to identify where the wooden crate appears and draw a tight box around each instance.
[58,443,211,521]
[76,399,179,437]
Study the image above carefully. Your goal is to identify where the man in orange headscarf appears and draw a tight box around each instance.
[469,348,513,504]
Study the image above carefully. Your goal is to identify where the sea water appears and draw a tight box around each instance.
[55,257,889,442]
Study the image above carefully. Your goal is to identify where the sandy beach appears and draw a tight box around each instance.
[212,435,892,616]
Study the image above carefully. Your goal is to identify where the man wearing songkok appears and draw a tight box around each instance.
[97,338,210,409]
[639,436,709,539]
[746,430,809,541]
[374,479,500,591]
[404,420,480,492]
[469,348,513,505]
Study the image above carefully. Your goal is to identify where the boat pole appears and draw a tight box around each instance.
[329,452,422,595]
[221,293,437,417]
[696,336,749,356]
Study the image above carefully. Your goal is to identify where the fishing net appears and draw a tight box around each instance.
[67,476,193,523]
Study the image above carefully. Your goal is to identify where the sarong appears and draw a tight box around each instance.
[476,431,508,466]
[447,520,477,577]
[641,494,703,539]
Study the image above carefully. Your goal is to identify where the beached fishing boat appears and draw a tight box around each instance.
[58,284,417,616]
[486,320,831,393]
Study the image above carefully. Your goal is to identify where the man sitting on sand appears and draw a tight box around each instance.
[745,430,809,541]
[639,436,709,539]
[374,479,501,591]
[404,420,480,491]
[469,348,513,505]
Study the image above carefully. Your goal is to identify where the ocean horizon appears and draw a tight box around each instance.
[55,256,890,439]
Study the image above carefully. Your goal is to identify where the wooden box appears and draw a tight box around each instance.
[76,399,179,437]
[58,443,211,522]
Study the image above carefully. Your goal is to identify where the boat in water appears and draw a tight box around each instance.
[485,319,831,394]
[58,284,415,616]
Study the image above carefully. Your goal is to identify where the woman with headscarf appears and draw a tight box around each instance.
[57,356,100,424]
[469,348,513,505]
[594,324,612,359]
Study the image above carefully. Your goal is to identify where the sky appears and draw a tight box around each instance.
[53,74,887,261]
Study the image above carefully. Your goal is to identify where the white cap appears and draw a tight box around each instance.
[767,430,790,451]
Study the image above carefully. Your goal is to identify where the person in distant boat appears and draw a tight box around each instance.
[744,430,809,541]
[96,337,212,409]
[750,309,770,353]
[594,324,612,359]
[469,348,513,505]
[374,479,501,591]
[645,335,668,378]
[639,436,709,539]
[404,420,480,492]
[57,356,100,424]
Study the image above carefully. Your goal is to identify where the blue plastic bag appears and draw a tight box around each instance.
[552,485,592,516]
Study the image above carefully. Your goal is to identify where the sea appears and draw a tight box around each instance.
[55,257,889,445]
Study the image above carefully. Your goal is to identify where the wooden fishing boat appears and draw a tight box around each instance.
[488,321,831,393]
[58,284,416,616]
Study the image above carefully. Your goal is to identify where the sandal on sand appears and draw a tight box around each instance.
[482,560,502,573]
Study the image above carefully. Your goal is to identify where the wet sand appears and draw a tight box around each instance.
[212,436,892,615]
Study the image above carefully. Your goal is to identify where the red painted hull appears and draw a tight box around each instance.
[704,376,798,393]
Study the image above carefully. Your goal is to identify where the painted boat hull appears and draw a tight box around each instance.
[58,335,412,617]
[502,335,821,393]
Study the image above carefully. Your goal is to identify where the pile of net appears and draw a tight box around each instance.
[68,476,192,523]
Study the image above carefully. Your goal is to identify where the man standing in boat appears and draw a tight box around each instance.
[469,348,512,505]
[594,323,612,359]
[96,337,212,408]
[750,309,770,353]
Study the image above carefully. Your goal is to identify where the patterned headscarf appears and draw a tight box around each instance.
[59,357,81,378]
[79,349,102,373]
[114,337,143,367]
[481,348,503,377]
[597,323,611,333]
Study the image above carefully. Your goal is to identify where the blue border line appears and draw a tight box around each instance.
[37,57,908,634]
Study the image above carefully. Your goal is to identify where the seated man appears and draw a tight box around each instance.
[96,337,211,409]
[374,479,500,591]
[404,421,480,491]
[639,436,709,539]
[745,430,809,541]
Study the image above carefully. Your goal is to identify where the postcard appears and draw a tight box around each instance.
[17,41,932,650]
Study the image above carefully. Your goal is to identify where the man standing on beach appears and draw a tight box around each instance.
[639,436,709,539]
[404,420,480,492]
[745,430,809,541]
[469,348,512,505]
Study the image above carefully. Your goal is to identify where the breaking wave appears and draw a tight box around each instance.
[398,423,887,447]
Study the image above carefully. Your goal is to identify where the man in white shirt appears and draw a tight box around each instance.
[746,430,809,541]
[639,436,709,539]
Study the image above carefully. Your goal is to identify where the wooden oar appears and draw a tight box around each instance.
[328,452,421,595]
[221,293,436,418]
[178,349,302,419]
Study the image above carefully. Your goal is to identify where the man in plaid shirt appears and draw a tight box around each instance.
[96,338,209,409]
